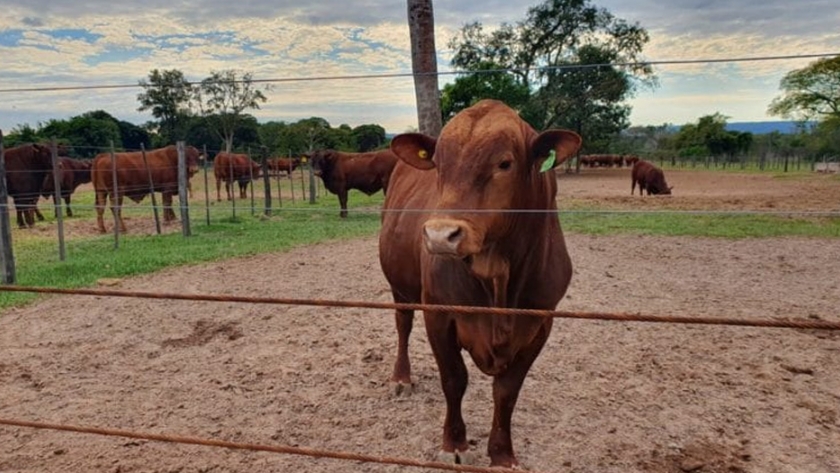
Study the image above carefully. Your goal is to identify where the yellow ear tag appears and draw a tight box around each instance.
[301,157,308,163]
[418,150,428,159]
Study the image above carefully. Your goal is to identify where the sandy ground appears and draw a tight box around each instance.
[2,168,839,472]
[1,232,839,473]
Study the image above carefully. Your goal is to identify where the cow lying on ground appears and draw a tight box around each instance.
[34,157,92,219]
[267,157,301,176]
[379,99,581,468]
[631,159,673,195]
[2,143,54,228]
[92,145,201,233]
[308,149,398,218]
[213,152,261,201]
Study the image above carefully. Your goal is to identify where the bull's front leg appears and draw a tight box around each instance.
[115,194,128,233]
[391,306,414,395]
[424,312,472,465]
[487,320,552,468]
[338,190,348,218]
[162,193,175,223]
[15,206,25,229]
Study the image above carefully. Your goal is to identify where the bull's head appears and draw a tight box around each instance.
[307,150,334,177]
[390,100,581,274]
[184,146,203,177]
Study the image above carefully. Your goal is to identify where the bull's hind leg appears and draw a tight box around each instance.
[391,305,414,395]
[338,191,348,218]
[111,193,127,233]
[95,190,108,233]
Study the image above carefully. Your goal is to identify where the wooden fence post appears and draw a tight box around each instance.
[229,149,236,220]
[261,147,271,217]
[0,130,16,284]
[141,143,162,235]
[309,163,316,204]
[177,141,191,237]
[248,148,255,216]
[50,138,66,261]
[202,145,210,226]
[110,142,120,249]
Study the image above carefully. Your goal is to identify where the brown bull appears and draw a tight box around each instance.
[267,157,301,176]
[379,100,581,468]
[631,159,673,195]
[36,157,92,219]
[2,143,54,228]
[309,149,397,218]
[213,152,261,201]
[92,145,201,233]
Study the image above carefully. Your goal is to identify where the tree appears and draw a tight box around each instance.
[440,62,530,122]
[2,124,39,148]
[768,56,840,122]
[137,69,193,145]
[407,0,443,136]
[446,0,655,152]
[192,70,268,152]
[352,124,387,151]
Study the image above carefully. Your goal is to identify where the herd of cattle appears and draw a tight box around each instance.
[0,101,677,467]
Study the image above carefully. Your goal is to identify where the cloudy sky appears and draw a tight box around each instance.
[1,0,839,137]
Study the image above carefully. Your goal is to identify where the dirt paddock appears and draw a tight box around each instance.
[1,169,839,473]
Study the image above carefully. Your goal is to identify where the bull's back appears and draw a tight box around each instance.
[344,151,397,193]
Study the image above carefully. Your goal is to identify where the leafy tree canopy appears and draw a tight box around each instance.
[768,56,840,122]
[445,0,657,149]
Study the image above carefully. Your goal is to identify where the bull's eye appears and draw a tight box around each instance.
[498,160,512,171]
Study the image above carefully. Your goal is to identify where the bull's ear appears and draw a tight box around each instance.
[390,133,437,170]
[530,129,582,170]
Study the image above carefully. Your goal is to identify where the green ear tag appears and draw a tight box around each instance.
[539,150,556,173]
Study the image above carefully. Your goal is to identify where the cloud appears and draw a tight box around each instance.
[1,0,839,134]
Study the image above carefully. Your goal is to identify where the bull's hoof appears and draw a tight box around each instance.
[436,448,475,466]
[390,380,414,396]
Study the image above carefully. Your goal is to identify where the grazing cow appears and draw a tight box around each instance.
[631,159,673,196]
[309,149,398,218]
[267,157,301,176]
[379,99,581,468]
[213,152,261,201]
[92,145,201,233]
[35,157,92,219]
[2,143,54,228]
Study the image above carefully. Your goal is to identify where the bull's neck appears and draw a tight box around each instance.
[471,170,558,306]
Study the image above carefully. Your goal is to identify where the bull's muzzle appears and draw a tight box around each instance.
[423,219,468,256]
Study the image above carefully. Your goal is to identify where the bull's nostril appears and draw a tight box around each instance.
[447,227,462,243]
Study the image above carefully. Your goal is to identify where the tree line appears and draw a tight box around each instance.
[3,0,838,166]
[2,69,387,159]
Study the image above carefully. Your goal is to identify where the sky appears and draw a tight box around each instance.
[1,0,839,137]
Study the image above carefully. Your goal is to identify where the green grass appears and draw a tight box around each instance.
[561,212,840,238]
[4,180,839,310]
[1,208,382,309]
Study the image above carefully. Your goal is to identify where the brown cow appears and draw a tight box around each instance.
[308,149,397,218]
[92,145,201,233]
[379,100,581,467]
[35,157,92,219]
[213,152,261,201]
[267,157,301,176]
[631,159,673,195]
[2,143,54,228]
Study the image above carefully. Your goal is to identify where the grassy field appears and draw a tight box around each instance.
[2,168,838,309]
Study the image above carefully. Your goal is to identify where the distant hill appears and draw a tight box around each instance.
[725,121,815,135]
